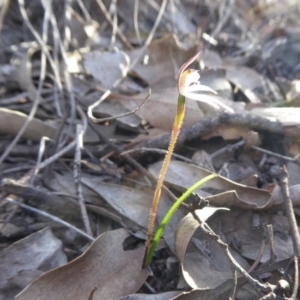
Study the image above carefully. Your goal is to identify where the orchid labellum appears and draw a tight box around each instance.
[142,52,233,268]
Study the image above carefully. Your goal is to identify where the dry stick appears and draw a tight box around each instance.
[290,256,298,300]
[169,0,177,36]
[63,0,72,50]
[88,0,167,122]
[48,2,61,132]
[88,121,157,186]
[43,112,69,178]
[0,0,10,33]
[273,166,300,258]
[230,269,238,300]
[61,0,77,132]
[247,240,266,274]
[1,106,88,238]
[135,112,300,158]
[134,0,142,44]
[135,0,170,55]
[109,0,118,49]
[0,92,28,105]
[252,146,300,163]
[210,0,234,39]
[90,89,151,123]
[0,4,50,165]
[37,105,87,171]
[44,1,78,138]
[121,147,196,164]
[18,0,63,117]
[266,224,276,264]
[94,1,166,88]
[196,218,277,294]
[210,140,246,159]
[74,124,93,236]
[94,0,133,49]
[32,136,51,181]
[88,120,180,206]
[5,197,94,241]
[76,0,92,21]
[272,166,300,299]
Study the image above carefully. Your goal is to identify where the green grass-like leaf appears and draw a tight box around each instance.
[145,173,216,267]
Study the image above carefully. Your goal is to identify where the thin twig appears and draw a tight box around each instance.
[210,0,234,39]
[289,256,298,300]
[5,197,94,241]
[131,0,168,67]
[74,124,93,236]
[109,0,117,49]
[32,136,52,182]
[134,0,142,44]
[0,3,49,165]
[76,0,92,21]
[88,0,168,122]
[252,146,300,163]
[0,0,10,34]
[45,2,77,137]
[63,0,71,50]
[247,240,266,274]
[267,224,276,264]
[133,112,300,159]
[18,0,63,116]
[272,165,300,258]
[88,120,180,206]
[94,0,133,49]
[230,269,238,300]
[193,215,277,294]
[121,147,195,164]
[210,140,246,160]
[89,89,151,123]
[35,106,87,172]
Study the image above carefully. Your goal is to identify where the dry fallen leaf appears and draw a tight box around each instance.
[201,50,224,70]
[202,125,260,147]
[0,108,56,141]
[82,178,188,253]
[225,66,264,104]
[250,107,300,126]
[149,160,272,209]
[0,228,67,300]
[48,172,103,207]
[81,180,151,230]
[118,291,181,300]
[91,99,142,131]
[83,49,130,88]
[121,86,204,130]
[127,34,196,86]
[150,160,300,210]
[170,279,233,300]
[17,229,148,300]
[208,209,294,263]
[175,212,232,290]
[198,69,232,100]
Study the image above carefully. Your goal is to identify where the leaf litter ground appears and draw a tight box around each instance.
[1,1,300,299]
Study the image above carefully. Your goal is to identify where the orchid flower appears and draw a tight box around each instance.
[179,69,234,113]
[142,52,233,268]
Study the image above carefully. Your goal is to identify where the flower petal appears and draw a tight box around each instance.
[186,84,217,94]
[177,52,201,89]
[184,92,234,113]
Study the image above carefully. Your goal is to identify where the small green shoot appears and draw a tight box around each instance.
[144,173,216,267]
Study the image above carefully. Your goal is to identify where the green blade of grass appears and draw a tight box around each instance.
[145,173,216,267]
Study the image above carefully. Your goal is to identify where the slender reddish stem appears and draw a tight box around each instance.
[142,52,200,268]
[142,95,185,268]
